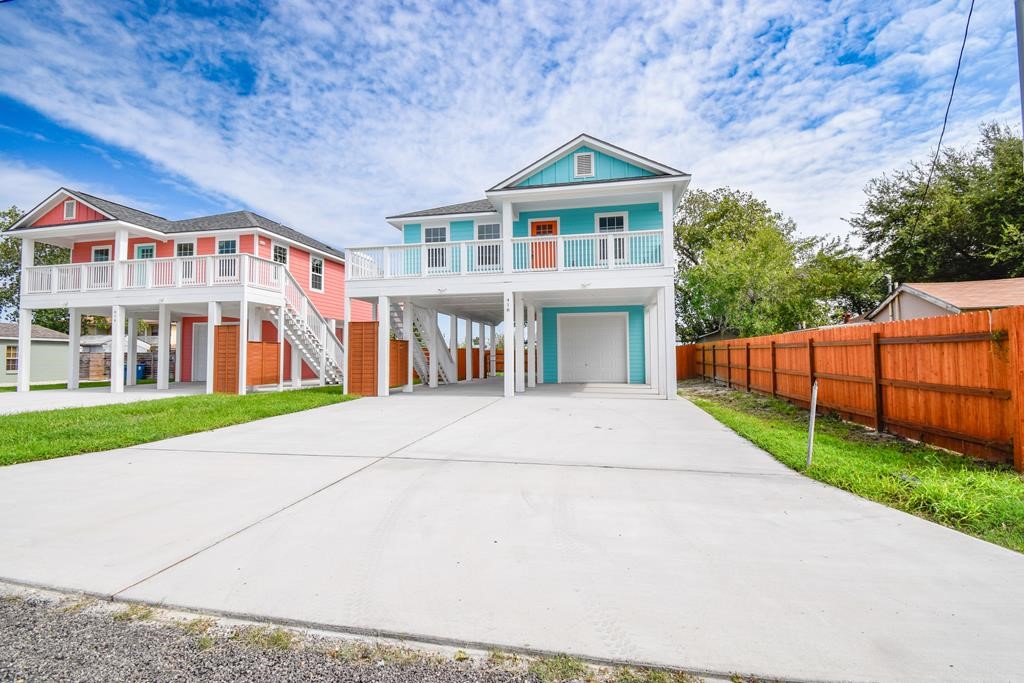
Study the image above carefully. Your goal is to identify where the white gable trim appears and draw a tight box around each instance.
[488,134,687,191]
[10,188,117,230]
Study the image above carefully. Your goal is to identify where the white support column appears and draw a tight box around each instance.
[465,318,474,383]
[501,201,513,274]
[110,305,125,393]
[403,302,414,392]
[113,229,128,290]
[526,303,537,388]
[68,308,81,390]
[126,316,138,387]
[377,295,390,396]
[428,308,439,389]
[643,305,652,386]
[16,309,32,392]
[157,304,170,390]
[650,297,662,396]
[342,296,351,394]
[536,311,544,384]
[174,318,183,383]
[662,284,677,399]
[318,315,329,387]
[514,294,525,392]
[502,291,515,398]
[489,325,497,376]
[206,301,221,394]
[449,314,458,363]
[278,305,286,391]
[237,297,249,395]
[661,189,675,268]
[291,341,301,388]
[478,321,485,379]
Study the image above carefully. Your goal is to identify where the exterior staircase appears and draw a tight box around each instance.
[269,272,344,385]
[389,302,455,384]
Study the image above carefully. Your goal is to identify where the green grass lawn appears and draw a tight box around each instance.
[0,379,157,392]
[679,381,1024,554]
[0,386,356,467]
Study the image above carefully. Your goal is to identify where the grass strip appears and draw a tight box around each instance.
[0,386,356,466]
[680,383,1024,553]
[0,380,155,393]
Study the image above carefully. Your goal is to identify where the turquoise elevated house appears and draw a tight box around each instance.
[344,134,690,399]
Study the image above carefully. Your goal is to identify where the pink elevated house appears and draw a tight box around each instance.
[7,189,372,394]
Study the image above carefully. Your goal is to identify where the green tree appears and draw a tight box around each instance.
[675,188,884,341]
[849,122,1024,283]
[0,206,72,332]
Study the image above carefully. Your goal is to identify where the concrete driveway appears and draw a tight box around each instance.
[1,379,1022,682]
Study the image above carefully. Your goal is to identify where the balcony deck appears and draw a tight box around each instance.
[345,230,664,281]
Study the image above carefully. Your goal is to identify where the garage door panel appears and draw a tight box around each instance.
[558,313,628,383]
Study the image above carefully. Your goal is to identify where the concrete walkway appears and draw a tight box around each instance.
[1,378,1022,681]
[0,383,205,415]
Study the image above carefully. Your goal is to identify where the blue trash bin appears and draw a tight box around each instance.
[136,364,146,381]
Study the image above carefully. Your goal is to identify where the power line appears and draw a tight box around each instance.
[906,0,976,246]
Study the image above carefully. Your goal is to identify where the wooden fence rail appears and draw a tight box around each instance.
[687,306,1024,471]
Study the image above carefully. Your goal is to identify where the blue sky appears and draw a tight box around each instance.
[0,0,1019,248]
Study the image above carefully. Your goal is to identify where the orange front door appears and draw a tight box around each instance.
[530,221,558,269]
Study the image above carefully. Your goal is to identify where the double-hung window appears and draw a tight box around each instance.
[272,244,288,265]
[597,213,627,262]
[424,226,448,271]
[176,242,195,258]
[91,247,111,262]
[475,223,501,271]
[310,257,324,291]
[4,345,16,372]
[217,239,237,255]
[176,242,197,284]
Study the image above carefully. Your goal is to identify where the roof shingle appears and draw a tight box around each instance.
[0,323,68,341]
[906,278,1024,310]
[386,199,495,220]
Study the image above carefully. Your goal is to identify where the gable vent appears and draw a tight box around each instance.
[574,152,594,178]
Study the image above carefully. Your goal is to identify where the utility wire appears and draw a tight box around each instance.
[906,0,975,246]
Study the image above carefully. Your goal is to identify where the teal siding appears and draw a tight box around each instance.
[516,146,656,187]
[541,306,645,384]
[450,220,475,241]
[512,203,661,237]
[403,223,422,244]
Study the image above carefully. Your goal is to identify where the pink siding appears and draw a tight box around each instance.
[256,235,272,259]
[71,239,115,263]
[196,236,216,255]
[71,237,173,262]
[33,196,108,227]
[239,233,256,255]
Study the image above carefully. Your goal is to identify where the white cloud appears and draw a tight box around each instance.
[0,0,1018,247]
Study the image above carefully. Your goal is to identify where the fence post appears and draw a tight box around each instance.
[871,332,884,432]
[745,342,751,392]
[769,340,777,398]
[1007,311,1024,472]
[807,337,815,402]
[711,345,717,385]
[726,345,732,388]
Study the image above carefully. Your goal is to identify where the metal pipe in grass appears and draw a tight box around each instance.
[806,380,818,469]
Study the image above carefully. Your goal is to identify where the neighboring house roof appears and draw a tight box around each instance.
[10,188,345,260]
[79,335,152,352]
[386,199,495,220]
[0,323,69,341]
[867,278,1024,320]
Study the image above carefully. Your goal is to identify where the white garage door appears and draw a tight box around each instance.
[558,313,629,383]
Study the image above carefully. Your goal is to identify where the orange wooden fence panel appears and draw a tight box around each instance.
[676,345,697,380]
[246,341,281,386]
[212,324,239,394]
[347,321,378,396]
[692,306,1024,470]
[390,339,408,388]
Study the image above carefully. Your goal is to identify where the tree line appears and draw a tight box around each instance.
[675,122,1023,341]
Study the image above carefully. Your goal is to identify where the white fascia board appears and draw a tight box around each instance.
[19,285,253,311]
[386,211,499,230]
[489,134,689,191]
[10,188,118,230]
[6,220,166,242]
[487,174,689,203]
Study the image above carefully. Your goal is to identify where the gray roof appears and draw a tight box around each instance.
[0,323,68,341]
[14,188,345,260]
[387,199,495,220]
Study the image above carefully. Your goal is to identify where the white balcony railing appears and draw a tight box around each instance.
[345,230,663,281]
[22,254,288,296]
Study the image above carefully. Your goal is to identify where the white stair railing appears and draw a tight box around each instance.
[278,270,345,385]
[389,302,454,384]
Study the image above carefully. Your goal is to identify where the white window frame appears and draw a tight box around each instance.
[175,240,196,258]
[91,246,112,262]
[63,199,76,220]
[134,243,157,259]
[309,256,325,292]
[594,212,628,233]
[475,222,501,240]
[217,238,238,255]
[271,242,289,265]
[423,224,449,243]
[573,151,595,179]
[4,344,17,373]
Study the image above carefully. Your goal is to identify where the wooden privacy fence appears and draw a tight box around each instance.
[690,306,1024,471]
[346,321,409,395]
